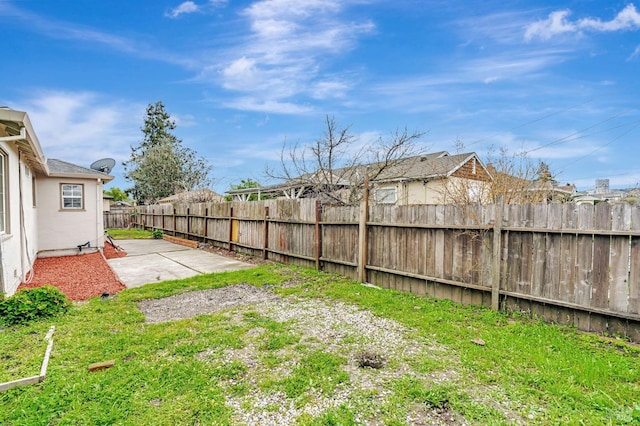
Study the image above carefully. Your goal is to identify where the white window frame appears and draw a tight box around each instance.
[374,187,397,204]
[0,150,6,233]
[61,183,84,210]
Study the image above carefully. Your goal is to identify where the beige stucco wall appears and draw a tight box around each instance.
[373,180,448,206]
[373,177,490,206]
[36,177,105,255]
[0,142,39,296]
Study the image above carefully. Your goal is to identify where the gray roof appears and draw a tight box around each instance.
[47,158,114,181]
[373,152,481,182]
[227,151,488,195]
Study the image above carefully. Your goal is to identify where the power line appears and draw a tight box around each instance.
[524,109,638,155]
[465,99,594,146]
[555,120,640,175]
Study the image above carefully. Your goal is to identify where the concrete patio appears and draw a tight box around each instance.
[107,239,255,288]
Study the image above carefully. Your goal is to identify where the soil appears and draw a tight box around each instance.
[18,244,126,301]
[199,243,269,265]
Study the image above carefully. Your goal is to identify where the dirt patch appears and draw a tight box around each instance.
[138,283,278,324]
[18,251,126,301]
[200,243,269,265]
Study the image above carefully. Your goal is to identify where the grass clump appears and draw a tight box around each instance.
[0,286,69,326]
[105,228,153,239]
[1,264,639,425]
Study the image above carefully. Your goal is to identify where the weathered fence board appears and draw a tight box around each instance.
[131,200,640,342]
[103,211,135,229]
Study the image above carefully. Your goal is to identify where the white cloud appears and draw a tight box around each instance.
[0,2,197,68]
[525,4,640,41]
[578,4,640,32]
[223,97,314,114]
[11,91,143,166]
[629,45,640,60]
[524,10,576,41]
[210,0,374,113]
[309,80,350,99]
[166,1,200,18]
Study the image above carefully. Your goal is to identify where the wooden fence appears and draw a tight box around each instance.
[132,199,640,342]
[104,210,136,229]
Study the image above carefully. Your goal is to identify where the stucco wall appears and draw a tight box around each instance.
[0,142,39,296]
[36,177,105,254]
[374,180,448,206]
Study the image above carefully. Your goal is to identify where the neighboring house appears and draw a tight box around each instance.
[227,151,493,205]
[103,194,114,212]
[111,200,134,210]
[158,189,224,204]
[0,108,113,296]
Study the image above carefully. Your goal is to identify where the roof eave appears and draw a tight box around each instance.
[0,109,49,175]
[47,171,115,182]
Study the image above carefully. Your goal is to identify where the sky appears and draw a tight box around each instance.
[1,0,639,193]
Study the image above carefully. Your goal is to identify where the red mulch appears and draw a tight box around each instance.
[18,243,127,301]
[103,240,127,259]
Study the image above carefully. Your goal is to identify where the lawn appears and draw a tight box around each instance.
[106,228,154,239]
[1,264,639,425]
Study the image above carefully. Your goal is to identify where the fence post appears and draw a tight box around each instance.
[228,207,234,251]
[263,206,269,260]
[491,198,503,310]
[315,200,322,271]
[186,208,191,239]
[357,176,370,283]
[204,208,209,243]
[173,209,177,236]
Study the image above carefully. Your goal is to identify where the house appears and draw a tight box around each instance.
[0,108,114,296]
[226,151,492,205]
[158,189,224,204]
[103,194,114,212]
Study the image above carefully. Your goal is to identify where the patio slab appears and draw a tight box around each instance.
[107,239,255,288]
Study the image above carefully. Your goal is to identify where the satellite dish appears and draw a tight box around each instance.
[90,158,116,174]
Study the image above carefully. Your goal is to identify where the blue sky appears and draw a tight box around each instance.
[1,0,639,193]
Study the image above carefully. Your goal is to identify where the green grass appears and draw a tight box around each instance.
[1,264,639,425]
[106,228,153,239]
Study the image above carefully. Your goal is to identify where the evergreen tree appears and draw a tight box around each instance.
[124,101,212,204]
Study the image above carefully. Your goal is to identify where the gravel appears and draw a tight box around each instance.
[137,283,465,425]
[138,283,278,324]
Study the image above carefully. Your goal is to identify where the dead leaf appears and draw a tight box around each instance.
[471,338,485,346]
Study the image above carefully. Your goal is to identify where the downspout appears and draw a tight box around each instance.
[18,150,33,284]
[96,178,102,249]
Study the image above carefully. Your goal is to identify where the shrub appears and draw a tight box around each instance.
[0,286,70,326]
[152,229,163,239]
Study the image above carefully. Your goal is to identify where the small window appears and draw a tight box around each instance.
[32,176,36,207]
[374,187,397,204]
[61,184,84,209]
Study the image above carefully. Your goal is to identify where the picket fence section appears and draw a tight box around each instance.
[130,200,640,342]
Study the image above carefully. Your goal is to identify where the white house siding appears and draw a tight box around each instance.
[36,177,106,256]
[0,142,39,296]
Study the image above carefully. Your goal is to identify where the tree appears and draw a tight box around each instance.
[535,161,557,185]
[123,101,212,204]
[226,178,264,201]
[103,187,129,202]
[267,115,426,205]
[446,142,557,205]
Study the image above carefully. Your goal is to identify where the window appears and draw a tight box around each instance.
[374,187,397,204]
[32,175,36,207]
[0,150,6,233]
[61,184,83,209]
